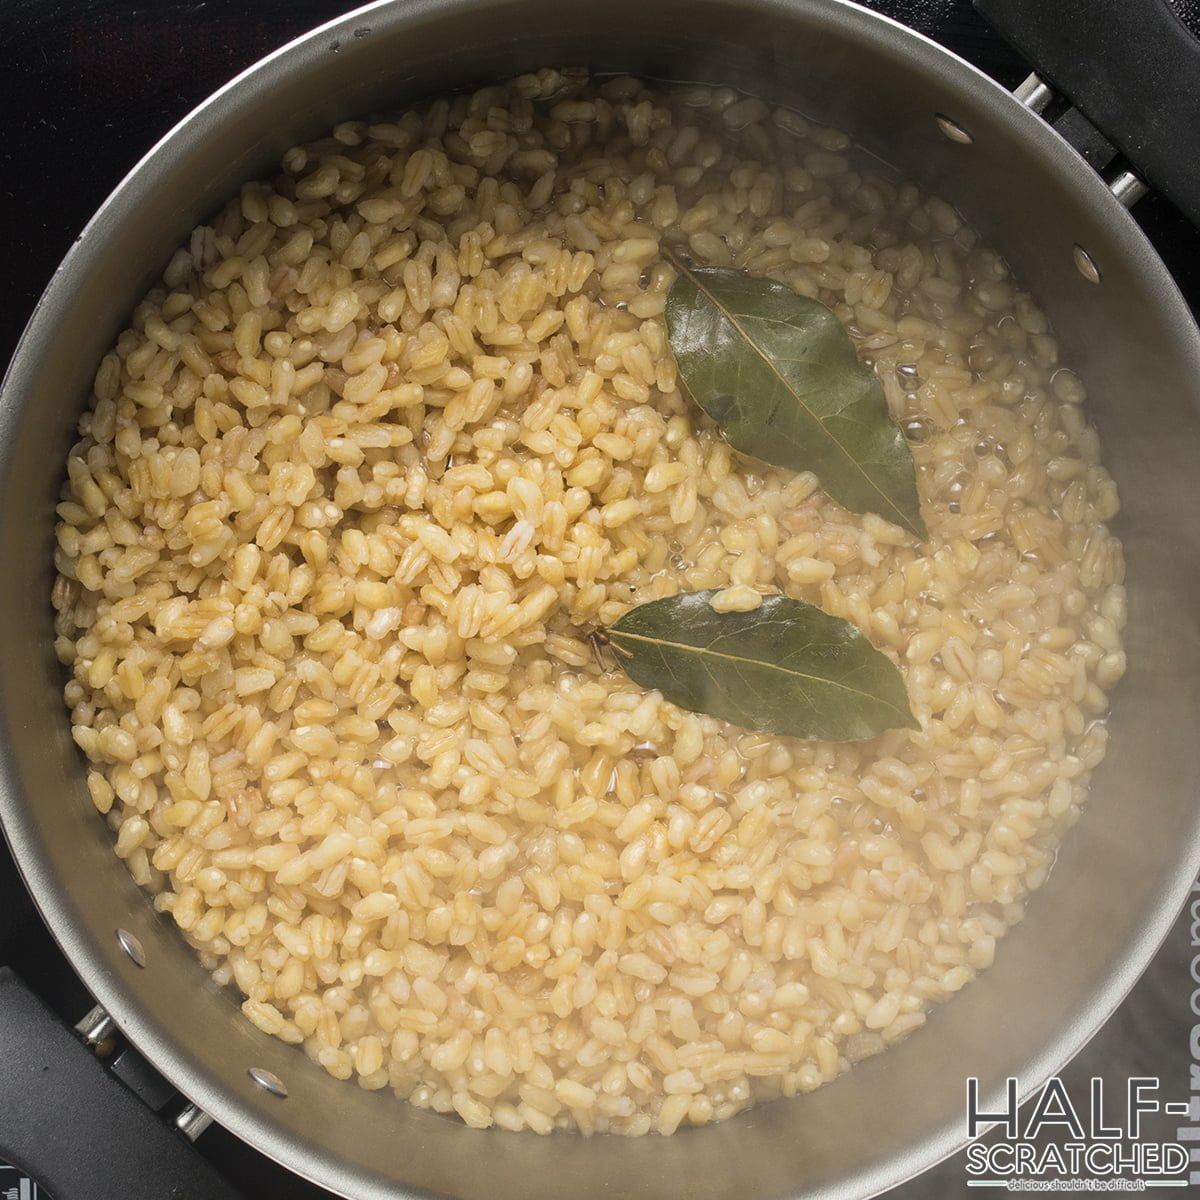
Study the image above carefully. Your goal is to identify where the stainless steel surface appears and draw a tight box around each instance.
[73,1002,116,1047]
[1110,168,1151,210]
[1,1,1199,1199]
[1013,69,1054,113]
[175,1102,214,1141]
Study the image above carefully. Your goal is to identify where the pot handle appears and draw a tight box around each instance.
[973,0,1200,226]
[0,968,242,1200]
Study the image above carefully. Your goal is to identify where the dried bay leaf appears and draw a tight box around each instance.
[664,256,927,538]
[606,591,918,741]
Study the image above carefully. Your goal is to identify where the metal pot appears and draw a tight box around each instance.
[2,1,1199,1197]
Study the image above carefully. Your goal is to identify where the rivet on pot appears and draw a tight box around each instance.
[1073,244,1101,284]
[934,114,973,145]
[115,927,146,968]
[248,1067,288,1098]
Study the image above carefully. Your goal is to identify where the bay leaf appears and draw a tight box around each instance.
[664,255,927,539]
[605,590,918,742]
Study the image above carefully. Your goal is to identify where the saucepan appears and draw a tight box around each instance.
[2,0,1200,1197]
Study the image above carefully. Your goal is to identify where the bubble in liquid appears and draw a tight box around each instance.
[903,417,929,444]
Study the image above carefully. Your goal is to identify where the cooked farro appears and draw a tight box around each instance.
[52,69,1125,1136]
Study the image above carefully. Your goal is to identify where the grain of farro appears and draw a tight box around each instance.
[54,73,1125,1137]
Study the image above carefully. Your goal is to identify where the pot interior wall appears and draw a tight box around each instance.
[2,1,1199,1198]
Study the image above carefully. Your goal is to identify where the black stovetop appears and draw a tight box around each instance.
[2,3,1199,1198]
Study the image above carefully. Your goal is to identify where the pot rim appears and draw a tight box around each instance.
[3,1,1200,1198]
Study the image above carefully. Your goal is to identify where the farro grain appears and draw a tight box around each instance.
[53,73,1125,1137]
